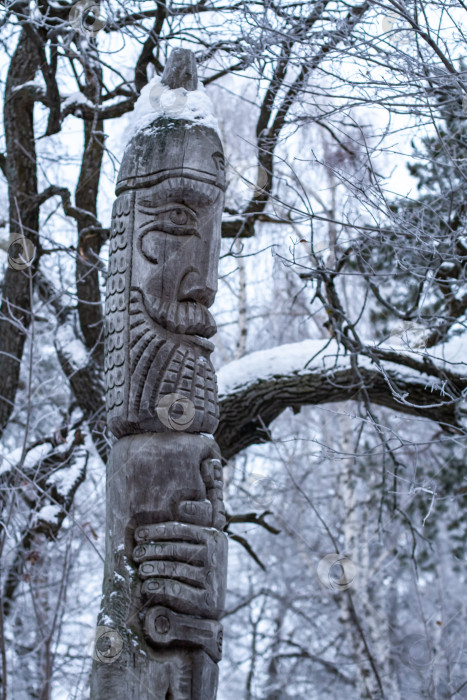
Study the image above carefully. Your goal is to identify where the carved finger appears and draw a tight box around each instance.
[176,499,213,527]
[134,523,227,566]
[141,577,221,618]
[133,541,206,567]
[138,560,206,587]
[135,522,209,545]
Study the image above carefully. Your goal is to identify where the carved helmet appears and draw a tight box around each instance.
[116,119,225,196]
[116,50,225,196]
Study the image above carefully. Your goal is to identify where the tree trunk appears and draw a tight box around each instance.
[0,30,40,436]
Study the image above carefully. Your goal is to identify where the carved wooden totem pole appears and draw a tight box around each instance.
[90,49,227,700]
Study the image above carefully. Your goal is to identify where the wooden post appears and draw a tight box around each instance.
[90,49,227,700]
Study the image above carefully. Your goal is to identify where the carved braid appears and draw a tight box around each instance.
[104,192,133,413]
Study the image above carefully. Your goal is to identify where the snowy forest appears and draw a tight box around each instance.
[0,0,466,698]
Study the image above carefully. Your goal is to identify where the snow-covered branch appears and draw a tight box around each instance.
[216,339,467,459]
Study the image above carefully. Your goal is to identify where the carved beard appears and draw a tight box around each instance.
[143,295,216,338]
[127,289,219,433]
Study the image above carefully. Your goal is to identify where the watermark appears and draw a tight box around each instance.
[149,82,188,117]
[91,626,123,664]
[381,11,410,47]
[228,159,270,195]
[399,633,433,669]
[398,632,467,674]
[247,473,278,510]
[69,0,105,38]
[316,553,356,592]
[8,236,36,270]
[156,393,195,431]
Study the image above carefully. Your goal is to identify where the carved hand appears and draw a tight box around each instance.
[133,522,227,619]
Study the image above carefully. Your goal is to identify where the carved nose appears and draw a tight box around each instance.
[178,271,216,307]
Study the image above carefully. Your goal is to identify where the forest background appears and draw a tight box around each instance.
[0,1,466,698]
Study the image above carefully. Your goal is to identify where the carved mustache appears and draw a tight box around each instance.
[147,297,216,337]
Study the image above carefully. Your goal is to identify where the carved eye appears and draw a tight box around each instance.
[160,205,197,235]
[170,208,189,226]
[138,204,198,237]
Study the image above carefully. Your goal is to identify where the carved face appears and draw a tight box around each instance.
[105,120,225,437]
[133,178,223,338]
